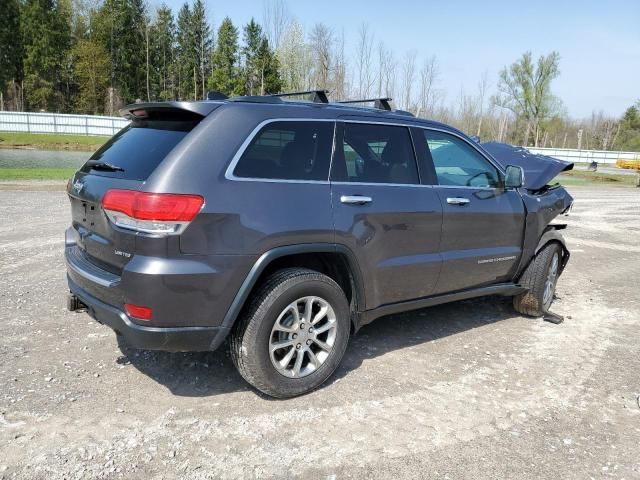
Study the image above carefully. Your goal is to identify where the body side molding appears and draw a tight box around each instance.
[357,283,526,328]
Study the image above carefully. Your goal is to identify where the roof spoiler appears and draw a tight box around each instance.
[205,90,228,101]
[119,101,221,119]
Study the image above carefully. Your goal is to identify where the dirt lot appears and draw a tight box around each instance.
[1,184,639,479]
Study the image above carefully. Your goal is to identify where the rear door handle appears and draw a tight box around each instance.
[446,197,470,206]
[340,195,372,205]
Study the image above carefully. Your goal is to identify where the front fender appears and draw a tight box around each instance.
[532,225,570,274]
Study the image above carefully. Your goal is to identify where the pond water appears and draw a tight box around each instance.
[0,149,90,168]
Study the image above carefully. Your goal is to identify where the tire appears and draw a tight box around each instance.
[229,268,351,398]
[513,243,562,317]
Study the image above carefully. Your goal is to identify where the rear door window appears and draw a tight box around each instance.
[332,123,419,184]
[80,115,200,180]
[233,121,334,181]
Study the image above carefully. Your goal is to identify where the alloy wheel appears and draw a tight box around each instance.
[542,252,559,309]
[269,296,337,378]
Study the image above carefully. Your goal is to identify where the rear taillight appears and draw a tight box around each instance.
[102,189,204,235]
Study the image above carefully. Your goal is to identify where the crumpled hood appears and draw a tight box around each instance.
[481,141,574,191]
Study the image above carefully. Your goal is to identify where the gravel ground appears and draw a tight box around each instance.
[0,183,639,479]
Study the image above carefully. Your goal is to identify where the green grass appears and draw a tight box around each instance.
[558,169,638,186]
[0,132,108,151]
[0,168,75,180]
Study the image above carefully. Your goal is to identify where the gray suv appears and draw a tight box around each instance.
[65,91,574,398]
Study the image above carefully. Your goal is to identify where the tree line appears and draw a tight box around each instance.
[0,0,281,115]
[0,0,638,151]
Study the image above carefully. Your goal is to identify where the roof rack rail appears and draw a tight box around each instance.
[205,90,228,101]
[268,90,329,104]
[337,98,393,111]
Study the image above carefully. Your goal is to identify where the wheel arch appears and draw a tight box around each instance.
[518,225,570,283]
[221,243,365,334]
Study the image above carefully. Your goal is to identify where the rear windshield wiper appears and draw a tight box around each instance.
[87,160,125,172]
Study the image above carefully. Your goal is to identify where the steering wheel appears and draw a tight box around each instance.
[466,172,490,187]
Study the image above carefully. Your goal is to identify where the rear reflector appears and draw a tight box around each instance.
[102,189,204,235]
[125,303,153,320]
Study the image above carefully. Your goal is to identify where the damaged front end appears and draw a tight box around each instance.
[482,142,576,321]
[481,141,574,275]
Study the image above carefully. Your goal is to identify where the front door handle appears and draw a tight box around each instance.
[340,195,372,205]
[446,197,470,206]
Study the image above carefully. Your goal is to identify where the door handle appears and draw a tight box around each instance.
[340,195,372,205]
[446,197,470,206]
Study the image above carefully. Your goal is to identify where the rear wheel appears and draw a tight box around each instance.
[230,268,350,398]
[513,243,562,317]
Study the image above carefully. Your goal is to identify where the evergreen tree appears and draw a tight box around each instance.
[176,2,196,100]
[242,18,262,95]
[256,36,281,94]
[151,5,176,100]
[21,0,72,111]
[242,18,281,95]
[208,17,243,96]
[94,0,147,105]
[191,0,212,100]
[615,102,640,151]
[0,0,22,107]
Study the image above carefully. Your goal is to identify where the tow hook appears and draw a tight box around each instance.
[67,294,88,312]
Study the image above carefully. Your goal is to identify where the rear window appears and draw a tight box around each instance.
[80,116,200,180]
[233,121,334,181]
[332,123,419,184]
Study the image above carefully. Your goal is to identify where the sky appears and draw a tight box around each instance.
[157,0,639,118]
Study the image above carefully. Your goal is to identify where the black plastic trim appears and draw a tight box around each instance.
[357,283,526,328]
[534,228,570,273]
[220,243,366,331]
[68,276,227,352]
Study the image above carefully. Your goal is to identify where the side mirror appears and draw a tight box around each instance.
[504,165,524,189]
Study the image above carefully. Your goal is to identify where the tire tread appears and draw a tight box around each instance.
[229,268,349,398]
[513,243,561,317]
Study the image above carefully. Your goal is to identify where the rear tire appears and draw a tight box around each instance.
[229,268,350,398]
[513,243,562,317]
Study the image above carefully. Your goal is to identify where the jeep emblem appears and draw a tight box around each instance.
[73,180,84,194]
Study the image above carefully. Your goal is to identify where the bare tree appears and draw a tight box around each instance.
[309,23,333,90]
[355,23,374,98]
[457,87,477,134]
[376,41,395,99]
[262,0,290,50]
[416,55,438,118]
[332,29,348,100]
[475,71,489,137]
[400,51,416,111]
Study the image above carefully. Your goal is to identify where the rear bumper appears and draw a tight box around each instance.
[64,226,257,332]
[68,276,229,351]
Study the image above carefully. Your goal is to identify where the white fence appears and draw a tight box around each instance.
[526,147,640,165]
[1,111,639,166]
[0,111,129,136]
